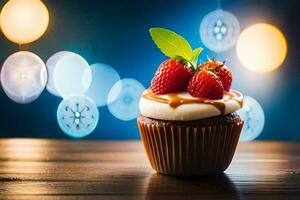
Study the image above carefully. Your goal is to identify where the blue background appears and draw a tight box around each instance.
[0,0,299,140]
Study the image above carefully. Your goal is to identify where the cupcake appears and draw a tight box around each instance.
[137,28,244,176]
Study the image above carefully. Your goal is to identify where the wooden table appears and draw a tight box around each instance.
[0,139,299,199]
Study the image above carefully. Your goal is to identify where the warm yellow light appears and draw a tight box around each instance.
[0,0,49,44]
[236,23,287,73]
[20,73,28,80]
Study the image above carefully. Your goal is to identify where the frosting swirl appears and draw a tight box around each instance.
[139,89,243,121]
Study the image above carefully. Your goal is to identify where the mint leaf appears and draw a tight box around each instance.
[191,48,203,62]
[190,48,203,69]
[149,28,193,60]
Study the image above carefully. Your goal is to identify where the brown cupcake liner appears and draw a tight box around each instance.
[137,117,243,176]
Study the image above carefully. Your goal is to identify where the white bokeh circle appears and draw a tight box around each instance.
[46,51,92,98]
[237,96,265,142]
[57,95,99,138]
[200,9,240,52]
[0,51,47,104]
[108,78,145,121]
[85,63,120,107]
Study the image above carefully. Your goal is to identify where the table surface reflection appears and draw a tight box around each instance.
[0,139,299,199]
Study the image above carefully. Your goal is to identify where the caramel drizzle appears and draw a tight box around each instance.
[142,89,243,115]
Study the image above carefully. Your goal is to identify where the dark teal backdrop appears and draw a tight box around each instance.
[0,0,299,140]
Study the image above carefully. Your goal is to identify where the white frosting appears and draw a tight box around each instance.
[139,90,243,121]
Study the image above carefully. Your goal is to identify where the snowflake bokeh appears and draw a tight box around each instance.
[57,95,99,138]
[237,96,265,142]
[0,51,47,104]
[200,9,240,52]
[107,78,145,121]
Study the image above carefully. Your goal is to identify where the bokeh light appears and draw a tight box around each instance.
[46,51,68,97]
[0,51,47,104]
[46,51,92,98]
[237,96,265,142]
[200,9,240,52]
[57,95,99,138]
[236,23,287,73]
[108,78,145,121]
[85,63,120,107]
[0,0,49,44]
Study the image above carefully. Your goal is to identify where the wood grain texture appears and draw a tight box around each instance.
[0,139,299,199]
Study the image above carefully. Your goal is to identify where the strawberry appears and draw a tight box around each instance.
[201,60,232,92]
[187,70,224,100]
[150,59,192,95]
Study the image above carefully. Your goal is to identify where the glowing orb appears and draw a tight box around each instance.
[85,63,120,107]
[108,78,145,121]
[46,51,92,98]
[0,0,49,44]
[57,95,99,138]
[0,51,47,104]
[236,23,287,73]
[237,96,265,142]
[200,9,240,52]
